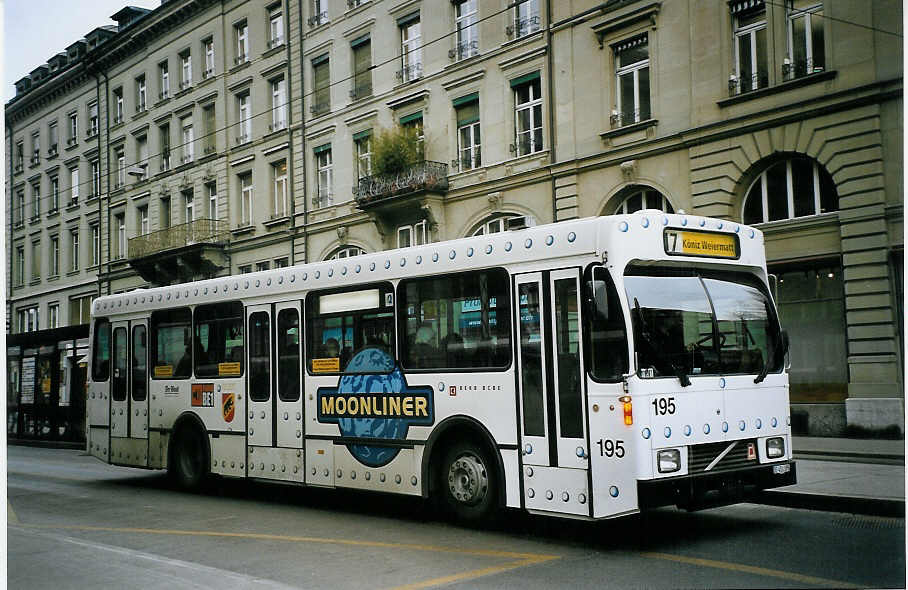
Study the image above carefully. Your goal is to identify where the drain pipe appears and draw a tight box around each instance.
[297,0,309,263]
[546,0,558,223]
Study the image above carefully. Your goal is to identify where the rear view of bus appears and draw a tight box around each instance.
[584,212,796,519]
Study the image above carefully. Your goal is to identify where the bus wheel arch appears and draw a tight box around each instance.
[168,412,210,491]
[423,416,505,521]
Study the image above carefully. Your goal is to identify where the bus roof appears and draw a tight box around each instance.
[91,213,765,318]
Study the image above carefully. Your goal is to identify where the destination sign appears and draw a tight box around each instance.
[664,229,739,259]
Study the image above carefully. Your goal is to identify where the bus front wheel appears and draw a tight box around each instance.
[440,441,497,522]
[170,424,208,491]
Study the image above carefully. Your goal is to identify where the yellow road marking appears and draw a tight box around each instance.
[641,551,862,589]
[8,501,19,525]
[390,557,555,590]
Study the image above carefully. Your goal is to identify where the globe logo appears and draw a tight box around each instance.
[317,348,434,467]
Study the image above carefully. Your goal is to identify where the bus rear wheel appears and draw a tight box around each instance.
[439,441,497,523]
[170,424,208,491]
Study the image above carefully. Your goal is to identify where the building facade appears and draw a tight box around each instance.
[5,0,903,436]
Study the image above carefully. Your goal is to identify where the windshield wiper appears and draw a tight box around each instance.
[633,298,691,387]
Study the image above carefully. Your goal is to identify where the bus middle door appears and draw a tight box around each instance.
[515,269,591,516]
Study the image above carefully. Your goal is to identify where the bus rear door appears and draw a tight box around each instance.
[515,270,591,516]
[109,319,150,467]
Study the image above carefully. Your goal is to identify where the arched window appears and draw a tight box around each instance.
[326,246,365,260]
[471,214,521,236]
[742,156,837,224]
[613,186,674,214]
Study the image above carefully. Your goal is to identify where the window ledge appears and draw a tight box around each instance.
[46,209,60,220]
[717,70,837,108]
[231,224,255,236]
[64,140,79,152]
[174,86,193,100]
[66,270,81,277]
[30,279,42,286]
[752,211,840,233]
[600,118,658,140]
[132,109,149,121]
[263,215,290,228]
[262,44,285,59]
[230,60,252,74]
[154,96,172,108]
[47,274,60,282]
[85,196,100,207]
[66,202,81,212]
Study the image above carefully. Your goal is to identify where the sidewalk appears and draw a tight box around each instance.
[757,436,906,517]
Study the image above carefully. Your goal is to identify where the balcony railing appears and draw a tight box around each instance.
[449,40,479,61]
[307,11,328,27]
[728,72,769,96]
[609,108,650,128]
[396,62,423,83]
[128,218,229,259]
[354,161,448,206]
[782,58,824,82]
[507,15,541,38]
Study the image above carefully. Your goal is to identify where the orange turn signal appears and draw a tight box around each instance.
[619,395,633,425]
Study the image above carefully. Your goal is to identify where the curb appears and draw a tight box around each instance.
[756,490,905,518]
[793,450,904,466]
[8,439,86,451]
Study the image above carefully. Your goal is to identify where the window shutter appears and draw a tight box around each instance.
[510,71,540,88]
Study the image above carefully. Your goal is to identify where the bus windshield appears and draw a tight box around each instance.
[624,268,783,381]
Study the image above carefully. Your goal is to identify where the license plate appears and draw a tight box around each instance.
[772,463,791,475]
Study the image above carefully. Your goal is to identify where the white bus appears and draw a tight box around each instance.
[87,213,795,521]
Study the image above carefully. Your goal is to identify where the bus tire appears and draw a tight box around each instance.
[169,423,208,491]
[439,440,498,523]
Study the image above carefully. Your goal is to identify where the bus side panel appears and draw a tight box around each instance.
[501,448,521,508]
[588,391,641,519]
[332,443,422,496]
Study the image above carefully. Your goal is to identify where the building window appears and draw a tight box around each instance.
[513,73,543,156]
[159,60,170,99]
[88,101,99,135]
[239,264,252,274]
[113,88,124,124]
[351,36,372,100]
[70,166,80,203]
[116,214,126,259]
[160,123,171,171]
[612,186,674,214]
[160,196,171,229]
[732,4,768,94]
[271,77,286,131]
[742,156,838,224]
[786,0,825,80]
[182,117,194,163]
[269,4,284,47]
[237,92,251,143]
[48,304,59,329]
[455,94,481,172]
[180,50,192,89]
[91,224,100,266]
[114,147,125,188]
[398,221,426,248]
[312,56,330,114]
[136,135,148,178]
[399,14,422,82]
[49,176,59,211]
[203,104,216,153]
[240,172,254,225]
[90,160,100,197]
[15,246,25,286]
[48,121,58,155]
[68,113,78,145]
[139,205,149,235]
[328,246,365,260]
[235,20,249,64]
[274,257,289,268]
[136,75,147,112]
[184,189,195,223]
[471,215,520,236]
[15,141,24,171]
[70,229,80,271]
[14,191,24,227]
[31,240,41,281]
[203,38,215,78]
[272,160,288,218]
[31,183,41,219]
[70,295,93,325]
[255,261,270,272]
[310,0,328,26]
[613,34,650,126]
[453,0,479,60]
[50,235,59,276]
[31,131,40,164]
[512,0,540,38]
[207,182,218,219]
[17,307,39,332]
[401,112,424,153]
[315,145,333,207]
[354,131,372,180]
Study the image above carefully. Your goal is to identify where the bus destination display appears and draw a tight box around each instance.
[664,229,738,259]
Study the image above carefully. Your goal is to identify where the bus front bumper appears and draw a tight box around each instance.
[637,461,797,511]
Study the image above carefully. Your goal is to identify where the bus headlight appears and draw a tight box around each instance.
[657,449,681,473]
[766,437,785,459]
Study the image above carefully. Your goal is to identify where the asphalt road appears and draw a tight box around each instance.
[7,446,906,589]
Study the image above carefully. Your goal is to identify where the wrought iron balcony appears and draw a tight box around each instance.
[448,40,479,61]
[396,62,423,83]
[127,218,230,285]
[728,72,769,96]
[354,161,448,208]
[129,218,229,259]
[782,58,824,82]
[506,15,541,38]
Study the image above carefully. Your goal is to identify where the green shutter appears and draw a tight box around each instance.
[510,71,540,88]
[313,143,331,154]
[399,111,422,125]
[456,100,479,126]
[352,129,372,141]
[311,53,328,66]
[351,34,370,49]
[397,11,419,26]
[452,91,479,107]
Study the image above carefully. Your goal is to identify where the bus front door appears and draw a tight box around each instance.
[515,270,591,516]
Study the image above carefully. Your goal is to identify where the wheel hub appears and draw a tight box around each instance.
[447,453,488,505]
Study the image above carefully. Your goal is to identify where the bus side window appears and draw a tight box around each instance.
[150,308,192,379]
[194,302,244,378]
[92,319,111,382]
[585,267,629,381]
[399,268,511,371]
[248,312,270,402]
[112,327,128,401]
[277,308,301,402]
